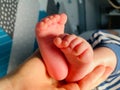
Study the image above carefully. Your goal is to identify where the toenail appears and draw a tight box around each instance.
[62,41,68,47]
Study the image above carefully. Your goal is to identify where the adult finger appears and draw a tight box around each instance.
[61,83,80,90]
[92,66,113,89]
[78,65,105,90]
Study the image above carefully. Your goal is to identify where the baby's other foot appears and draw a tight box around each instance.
[54,34,94,82]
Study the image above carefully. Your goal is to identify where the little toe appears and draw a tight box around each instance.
[42,14,60,25]
[44,18,50,23]
[49,15,54,19]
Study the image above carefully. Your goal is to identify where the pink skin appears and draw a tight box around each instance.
[36,13,95,82]
[54,34,95,82]
[35,13,68,80]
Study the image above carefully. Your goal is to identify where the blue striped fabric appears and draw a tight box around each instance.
[98,71,120,90]
[0,28,12,77]
[88,30,120,90]
[88,30,120,48]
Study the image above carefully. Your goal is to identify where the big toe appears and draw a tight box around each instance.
[59,13,67,24]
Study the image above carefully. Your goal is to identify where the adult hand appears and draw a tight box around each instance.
[1,50,112,90]
[2,50,80,90]
[78,65,113,90]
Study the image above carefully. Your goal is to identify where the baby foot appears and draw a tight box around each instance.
[35,13,68,80]
[54,34,95,82]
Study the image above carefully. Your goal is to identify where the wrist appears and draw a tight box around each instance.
[0,72,24,90]
[7,72,24,90]
[0,77,14,90]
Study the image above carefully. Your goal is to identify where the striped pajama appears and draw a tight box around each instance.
[88,30,120,90]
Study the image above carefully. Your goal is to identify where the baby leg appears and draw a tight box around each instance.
[54,34,95,82]
[35,13,68,80]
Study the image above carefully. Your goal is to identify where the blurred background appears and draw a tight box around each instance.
[0,0,120,78]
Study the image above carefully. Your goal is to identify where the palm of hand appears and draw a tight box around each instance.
[11,51,79,90]
[10,50,112,90]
